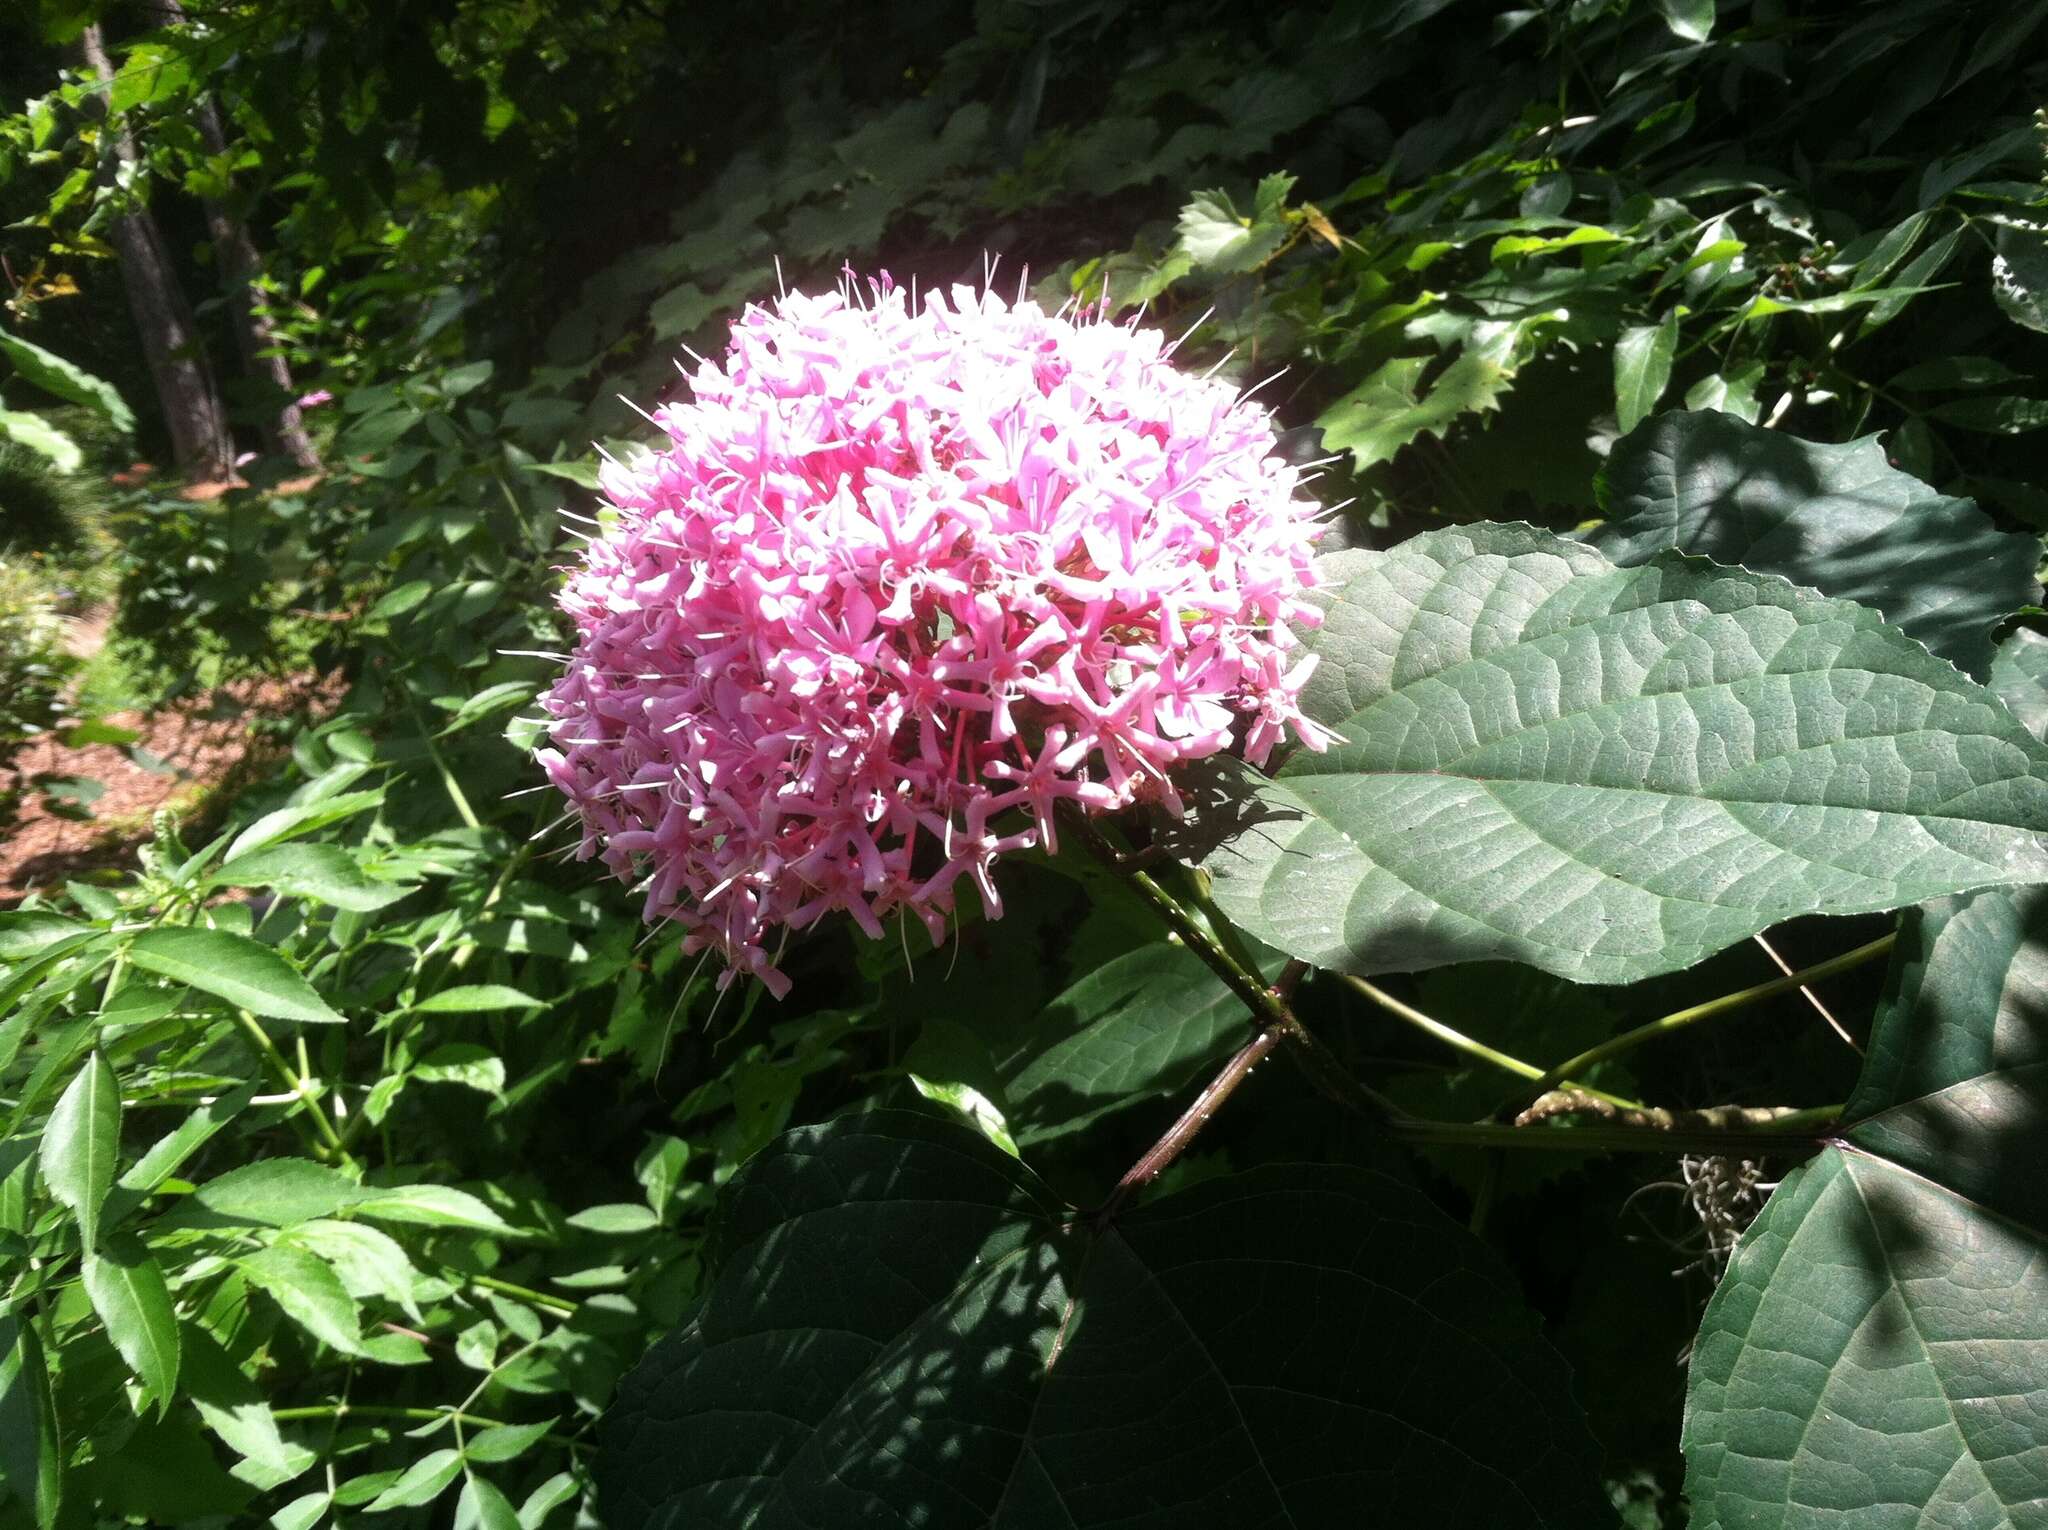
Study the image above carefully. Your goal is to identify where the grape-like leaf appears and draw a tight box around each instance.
[1202,522,2048,985]
[599,1110,1616,1529]
[1684,885,2048,1528]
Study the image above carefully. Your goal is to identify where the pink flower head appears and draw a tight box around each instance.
[295,389,334,410]
[537,274,1332,997]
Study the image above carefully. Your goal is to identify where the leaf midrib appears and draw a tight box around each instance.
[1294,696,2038,828]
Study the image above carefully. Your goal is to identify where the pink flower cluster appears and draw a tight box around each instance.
[537,276,1331,996]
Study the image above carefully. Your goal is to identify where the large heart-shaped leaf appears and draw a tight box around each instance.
[1683,885,2048,1529]
[600,1110,1616,1529]
[1591,410,2040,677]
[1202,523,2048,985]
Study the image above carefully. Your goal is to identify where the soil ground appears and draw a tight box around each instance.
[1,629,337,904]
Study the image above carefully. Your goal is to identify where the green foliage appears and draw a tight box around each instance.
[1684,884,2048,1528]
[1072,1,2048,531]
[0,439,110,565]
[1592,411,2040,677]
[0,554,75,827]
[2,0,2048,1526]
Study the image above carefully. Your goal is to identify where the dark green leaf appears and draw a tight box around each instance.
[207,844,415,912]
[189,1158,365,1228]
[465,1420,557,1463]
[437,681,537,735]
[1592,409,2040,675]
[129,927,345,1025]
[0,913,85,961]
[410,984,544,1014]
[1175,189,1287,273]
[369,579,434,620]
[519,460,602,490]
[1929,395,2048,434]
[181,1324,310,1484]
[115,1082,258,1198]
[565,1203,660,1234]
[0,1312,61,1529]
[457,1474,524,1530]
[519,1472,580,1528]
[914,942,1270,1147]
[282,1220,419,1314]
[1317,349,1513,469]
[223,789,386,861]
[599,1110,1615,1528]
[238,1245,365,1355]
[0,332,133,432]
[353,1183,512,1233]
[1889,356,2029,391]
[368,1448,464,1511]
[74,1408,257,1521]
[412,1043,507,1094]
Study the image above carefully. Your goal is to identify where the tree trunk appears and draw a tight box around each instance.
[76,23,236,484]
[154,0,320,468]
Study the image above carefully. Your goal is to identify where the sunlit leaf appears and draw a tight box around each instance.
[41,1050,118,1249]
[0,332,132,431]
[1204,523,2048,984]
[129,927,345,1025]
[81,1237,181,1406]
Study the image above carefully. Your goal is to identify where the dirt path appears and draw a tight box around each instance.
[0,672,339,905]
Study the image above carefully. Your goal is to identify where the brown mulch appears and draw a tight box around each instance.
[1,671,341,906]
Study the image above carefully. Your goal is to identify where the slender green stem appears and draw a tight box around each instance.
[1512,933,1896,1109]
[1390,1114,1832,1158]
[413,704,482,832]
[1745,1103,1844,1134]
[269,1404,585,1451]
[1078,814,1844,1171]
[1125,865,1287,1027]
[468,1272,578,1316]
[1333,972,1644,1110]
[232,1009,349,1163]
[1071,816,1397,1121]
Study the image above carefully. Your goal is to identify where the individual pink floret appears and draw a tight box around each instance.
[537,274,1332,997]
